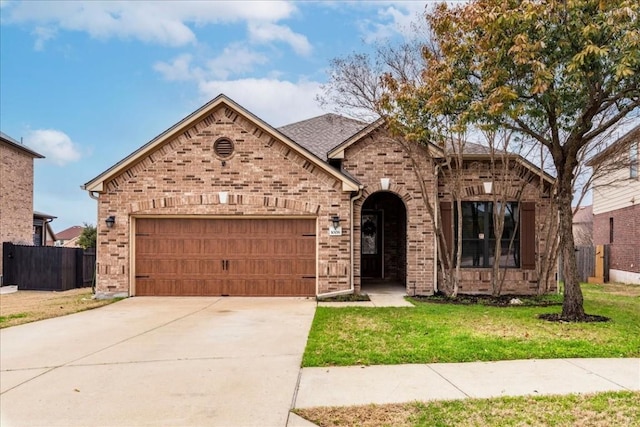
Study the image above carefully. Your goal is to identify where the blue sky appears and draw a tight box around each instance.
[1,0,432,232]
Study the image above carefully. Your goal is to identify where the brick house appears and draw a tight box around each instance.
[52,225,85,247]
[588,125,640,284]
[0,132,45,278]
[83,95,556,298]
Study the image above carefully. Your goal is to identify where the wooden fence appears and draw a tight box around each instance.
[575,246,595,283]
[558,245,610,283]
[2,243,96,291]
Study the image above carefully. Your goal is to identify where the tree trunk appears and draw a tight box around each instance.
[558,179,585,320]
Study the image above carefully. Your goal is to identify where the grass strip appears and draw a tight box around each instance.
[0,288,121,328]
[295,390,640,427]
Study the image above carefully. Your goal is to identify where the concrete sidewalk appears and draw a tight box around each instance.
[289,358,639,425]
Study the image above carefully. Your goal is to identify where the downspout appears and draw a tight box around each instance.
[433,163,440,293]
[44,217,54,246]
[317,185,364,299]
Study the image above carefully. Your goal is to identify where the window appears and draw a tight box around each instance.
[455,201,520,268]
[631,142,638,179]
[609,217,614,243]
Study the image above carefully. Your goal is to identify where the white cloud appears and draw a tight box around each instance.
[357,3,428,44]
[155,45,269,82]
[32,26,57,51]
[198,78,325,126]
[153,54,203,82]
[25,129,82,166]
[3,0,301,49]
[248,22,312,56]
[206,45,269,80]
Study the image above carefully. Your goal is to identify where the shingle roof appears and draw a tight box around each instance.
[461,142,492,155]
[278,113,369,160]
[55,225,85,241]
[573,205,592,223]
[442,141,492,155]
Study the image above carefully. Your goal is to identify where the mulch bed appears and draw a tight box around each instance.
[411,293,562,307]
[318,293,371,302]
[538,313,610,323]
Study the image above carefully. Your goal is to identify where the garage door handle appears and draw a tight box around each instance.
[225,260,229,270]
[136,275,150,279]
[302,275,316,279]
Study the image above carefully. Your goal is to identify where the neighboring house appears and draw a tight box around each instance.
[587,125,640,284]
[573,205,593,247]
[83,94,556,298]
[0,132,45,278]
[53,225,85,247]
[33,211,56,246]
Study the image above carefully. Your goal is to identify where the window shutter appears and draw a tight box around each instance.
[521,202,536,270]
[440,202,453,267]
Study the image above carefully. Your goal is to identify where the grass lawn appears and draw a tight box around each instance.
[0,288,121,328]
[295,390,640,427]
[303,283,640,366]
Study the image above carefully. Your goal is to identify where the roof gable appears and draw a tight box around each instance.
[83,95,360,192]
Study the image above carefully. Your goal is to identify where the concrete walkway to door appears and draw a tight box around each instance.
[0,296,316,427]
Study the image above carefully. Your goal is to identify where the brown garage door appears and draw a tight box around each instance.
[135,218,316,296]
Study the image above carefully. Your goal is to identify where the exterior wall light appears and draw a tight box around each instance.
[105,216,116,228]
[331,215,341,229]
[483,181,493,194]
[380,178,390,190]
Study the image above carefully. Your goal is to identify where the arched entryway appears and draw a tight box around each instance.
[360,191,407,290]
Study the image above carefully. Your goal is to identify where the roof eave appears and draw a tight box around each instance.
[0,137,45,159]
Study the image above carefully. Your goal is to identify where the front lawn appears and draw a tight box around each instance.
[302,283,640,366]
[295,390,640,427]
[0,288,121,328]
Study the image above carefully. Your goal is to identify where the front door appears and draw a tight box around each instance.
[361,211,382,278]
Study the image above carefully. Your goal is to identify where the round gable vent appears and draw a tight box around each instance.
[214,138,235,159]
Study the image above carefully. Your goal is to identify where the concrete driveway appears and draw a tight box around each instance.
[0,297,316,427]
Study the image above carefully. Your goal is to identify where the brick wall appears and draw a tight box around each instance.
[593,204,640,274]
[437,159,557,295]
[96,106,353,296]
[343,129,436,295]
[0,143,35,275]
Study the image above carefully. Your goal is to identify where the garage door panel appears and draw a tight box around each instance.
[136,219,157,234]
[202,279,225,294]
[244,279,275,296]
[250,239,270,254]
[177,280,202,296]
[135,218,316,296]
[297,239,315,255]
[156,259,179,274]
[227,240,249,256]
[273,240,294,255]
[203,239,227,255]
[182,239,202,254]
[181,220,207,235]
